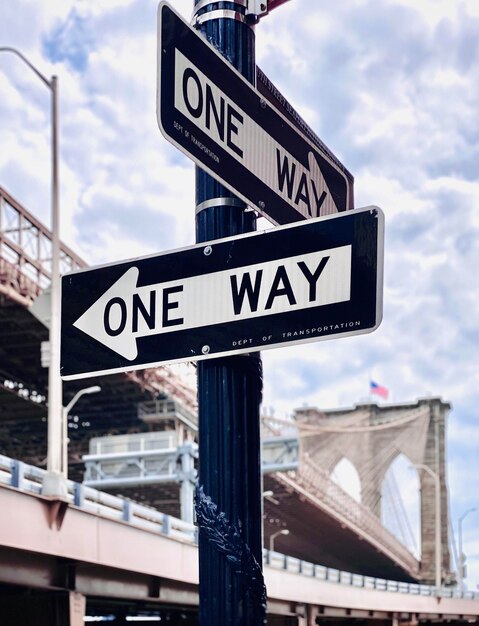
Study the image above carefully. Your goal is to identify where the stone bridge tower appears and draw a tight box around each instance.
[295,397,452,584]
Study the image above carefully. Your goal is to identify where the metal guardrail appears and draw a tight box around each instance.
[82,433,298,489]
[89,431,179,455]
[264,550,479,600]
[1,454,478,601]
[0,454,196,543]
[83,446,180,488]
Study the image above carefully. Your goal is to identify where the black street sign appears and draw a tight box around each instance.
[61,207,383,380]
[156,2,351,225]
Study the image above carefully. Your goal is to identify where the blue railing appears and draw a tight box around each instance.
[264,550,479,599]
[0,454,196,543]
[1,454,478,601]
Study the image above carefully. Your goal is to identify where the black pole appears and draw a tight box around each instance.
[193,2,266,625]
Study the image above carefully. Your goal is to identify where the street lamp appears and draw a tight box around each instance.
[458,507,476,591]
[63,386,101,479]
[263,490,279,505]
[0,47,62,497]
[411,463,441,589]
[269,528,289,552]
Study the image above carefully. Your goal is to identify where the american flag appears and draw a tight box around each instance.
[370,380,389,399]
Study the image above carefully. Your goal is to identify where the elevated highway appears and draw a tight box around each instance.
[0,456,478,625]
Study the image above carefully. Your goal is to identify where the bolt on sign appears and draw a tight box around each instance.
[61,207,383,380]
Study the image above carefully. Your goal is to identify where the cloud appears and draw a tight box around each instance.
[43,9,93,72]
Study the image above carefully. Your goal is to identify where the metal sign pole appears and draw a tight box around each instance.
[193,2,266,625]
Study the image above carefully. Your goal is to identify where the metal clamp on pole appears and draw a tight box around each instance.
[195,197,245,215]
[192,1,255,28]
[246,0,268,20]
[191,0,273,24]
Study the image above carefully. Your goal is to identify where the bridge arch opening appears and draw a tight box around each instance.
[381,453,421,559]
[330,457,361,503]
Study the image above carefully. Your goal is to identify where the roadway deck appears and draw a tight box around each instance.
[0,469,477,625]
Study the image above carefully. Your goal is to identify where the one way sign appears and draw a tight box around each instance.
[157,2,351,224]
[61,208,383,380]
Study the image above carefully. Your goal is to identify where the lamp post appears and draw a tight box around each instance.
[62,386,101,479]
[0,47,63,496]
[458,507,476,591]
[269,528,289,552]
[411,463,441,589]
[263,490,280,505]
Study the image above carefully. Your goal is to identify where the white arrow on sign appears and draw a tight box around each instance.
[73,246,352,361]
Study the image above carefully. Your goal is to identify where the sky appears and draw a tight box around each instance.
[0,0,478,589]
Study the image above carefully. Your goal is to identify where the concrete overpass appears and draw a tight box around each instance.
[0,455,478,625]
